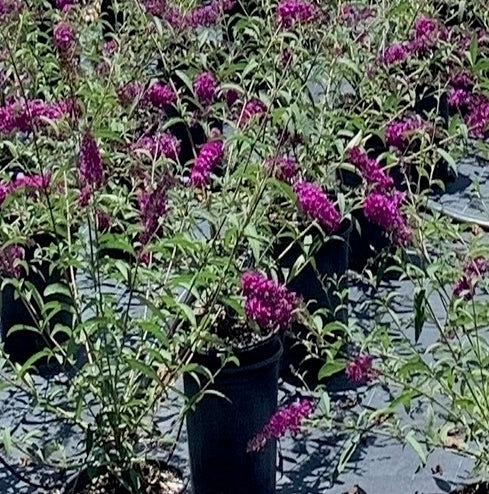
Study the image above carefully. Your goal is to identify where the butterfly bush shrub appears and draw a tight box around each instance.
[1,0,485,487]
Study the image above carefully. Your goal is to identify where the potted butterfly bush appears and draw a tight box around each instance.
[0,2,80,366]
[329,6,472,275]
[358,205,489,492]
[344,144,414,278]
[334,7,466,193]
[171,102,295,494]
[260,156,353,385]
[182,262,298,494]
[170,29,306,490]
[0,2,217,493]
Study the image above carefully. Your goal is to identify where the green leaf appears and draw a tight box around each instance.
[318,360,346,380]
[405,431,427,466]
[437,149,457,172]
[178,303,197,328]
[43,283,72,299]
[98,234,135,255]
[126,358,161,384]
[152,16,164,37]
[174,70,193,94]
[112,259,130,282]
[243,224,261,261]
[17,349,52,377]
[221,296,243,316]
[318,391,331,416]
[389,389,418,412]
[336,433,361,475]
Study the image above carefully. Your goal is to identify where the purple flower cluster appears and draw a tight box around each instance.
[382,16,446,66]
[363,191,410,246]
[117,81,144,107]
[456,27,489,53]
[247,399,313,452]
[11,172,51,192]
[454,257,488,300]
[265,155,298,183]
[411,16,446,53]
[443,72,489,136]
[193,72,218,106]
[346,354,375,382]
[144,82,176,110]
[53,21,75,55]
[276,0,318,28]
[78,132,105,205]
[147,0,187,28]
[293,181,341,232]
[143,0,234,29]
[384,116,424,151]
[466,95,489,138]
[103,40,117,55]
[447,72,475,110]
[348,147,393,189]
[0,0,22,22]
[189,1,222,27]
[382,42,410,65]
[0,98,72,135]
[450,71,474,90]
[240,99,267,126]
[0,172,51,207]
[143,0,164,15]
[0,245,24,278]
[225,89,239,107]
[241,271,298,333]
[96,210,111,233]
[55,0,75,10]
[138,175,173,244]
[0,183,10,206]
[189,140,225,187]
[133,133,181,161]
[448,88,473,109]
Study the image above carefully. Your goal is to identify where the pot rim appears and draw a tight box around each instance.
[197,330,278,357]
[221,336,283,374]
[190,333,283,375]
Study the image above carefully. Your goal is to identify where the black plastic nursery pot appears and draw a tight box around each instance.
[101,0,124,40]
[184,335,282,494]
[64,460,184,494]
[363,132,453,194]
[0,232,73,366]
[451,481,489,494]
[433,0,485,28]
[348,209,393,274]
[390,145,454,194]
[273,221,351,386]
[163,66,224,167]
[414,85,449,129]
[223,0,261,43]
[97,244,135,263]
[337,166,362,189]
[276,219,352,322]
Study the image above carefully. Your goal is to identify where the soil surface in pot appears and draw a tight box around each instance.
[73,463,184,494]
[196,305,267,353]
[452,483,489,494]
